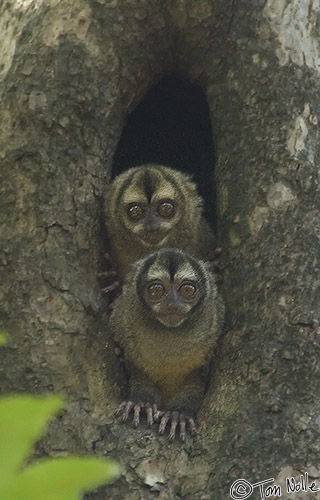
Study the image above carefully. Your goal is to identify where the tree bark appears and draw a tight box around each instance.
[1,1,319,499]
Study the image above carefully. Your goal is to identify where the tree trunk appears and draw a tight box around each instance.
[1,1,319,499]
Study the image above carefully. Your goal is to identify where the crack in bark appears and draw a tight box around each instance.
[288,319,319,330]
[227,0,238,34]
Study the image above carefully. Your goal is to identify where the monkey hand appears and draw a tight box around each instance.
[116,401,203,441]
[205,246,224,272]
[158,410,202,441]
[116,401,164,428]
[98,253,121,307]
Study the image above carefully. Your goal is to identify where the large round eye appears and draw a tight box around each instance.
[179,282,197,299]
[127,204,144,221]
[157,200,175,218]
[147,282,165,300]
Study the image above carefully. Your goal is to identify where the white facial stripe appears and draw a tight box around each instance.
[184,303,193,313]
[122,186,176,206]
[147,261,199,283]
[122,192,147,206]
[152,184,176,201]
[146,269,170,281]
[129,225,141,234]
[159,317,185,327]
[151,303,161,313]
[174,263,198,282]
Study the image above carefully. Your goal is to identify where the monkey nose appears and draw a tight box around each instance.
[164,291,184,311]
[143,215,160,233]
[158,294,186,327]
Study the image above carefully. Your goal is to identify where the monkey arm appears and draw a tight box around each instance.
[116,366,163,428]
[116,364,212,440]
[129,366,161,405]
[156,367,209,440]
[165,368,207,415]
[98,253,121,307]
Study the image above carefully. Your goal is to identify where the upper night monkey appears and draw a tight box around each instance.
[109,248,224,440]
[104,164,214,281]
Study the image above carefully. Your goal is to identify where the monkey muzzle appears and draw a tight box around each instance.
[140,215,168,245]
[156,292,187,327]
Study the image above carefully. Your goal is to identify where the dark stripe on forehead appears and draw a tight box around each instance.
[143,169,154,203]
[167,251,180,281]
[158,248,205,282]
[113,165,187,214]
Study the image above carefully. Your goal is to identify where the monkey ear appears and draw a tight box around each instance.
[181,174,204,207]
[182,171,194,182]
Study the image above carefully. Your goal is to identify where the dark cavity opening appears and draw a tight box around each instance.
[112,75,216,226]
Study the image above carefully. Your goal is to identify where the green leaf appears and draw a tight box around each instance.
[0,394,120,500]
[3,457,121,500]
[0,331,7,345]
[0,395,62,478]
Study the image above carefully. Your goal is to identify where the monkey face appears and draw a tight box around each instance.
[138,248,206,328]
[116,166,187,247]
[125,198,176,246]
[144,278,198,327]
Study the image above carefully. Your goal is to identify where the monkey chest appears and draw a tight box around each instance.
[136,339,205,402]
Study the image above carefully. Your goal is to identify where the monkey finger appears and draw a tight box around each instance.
[101,281,120,294]
[145,404,153,426]
[187,416,197,436]
[153,404,164,422]
[122,401,135,421]
[168,411,179,440]
[152,404,158,420]
[115,401,127,416]
[133,404,141,427]
[179,413,186,441]
[116,401,134,421]
[159,411,171,434]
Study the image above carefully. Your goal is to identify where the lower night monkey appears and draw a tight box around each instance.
[109,248,224,440]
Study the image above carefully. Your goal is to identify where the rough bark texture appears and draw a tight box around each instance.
[1,1,320,499]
